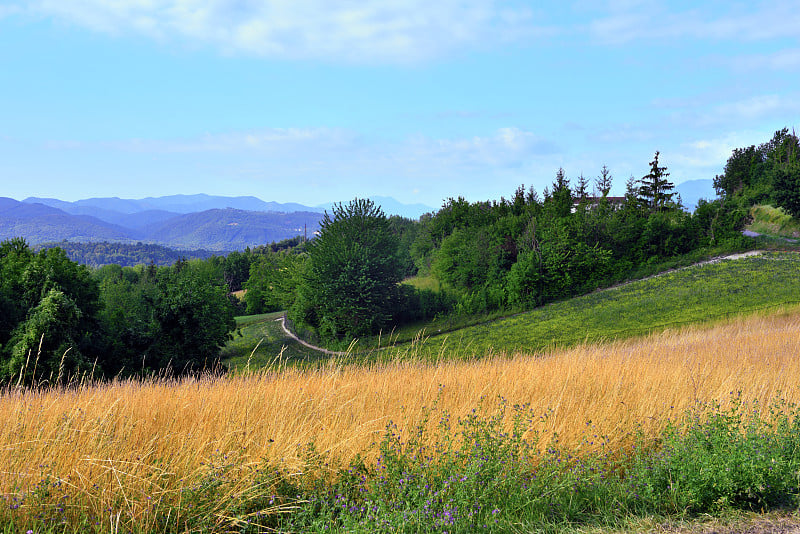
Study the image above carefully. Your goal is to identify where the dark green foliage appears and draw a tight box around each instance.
[243,252,305,315]
[547,167,573,218]
[149,264,236,372]
[596,164,613,197]
[251,235,307,254]
[222,250,251,292]
[433,227,496,290]
[771,134,800,218]
[0,238,33,344]
[0,242,101,383]
[96,260,236,375]
[714,144,767,200]
[389,215,421,278]
[638,209,699,259]
[34,241,215,268]
[692,198,749,245]
[398,142,795,326]
[409,157,703,321]
[0,238,237,382]
[5,288,89,383]
[638,151,675,213]
[714,128,800,215]
[290,199,404,340]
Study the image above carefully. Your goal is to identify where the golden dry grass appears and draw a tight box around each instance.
[2,308,800,527]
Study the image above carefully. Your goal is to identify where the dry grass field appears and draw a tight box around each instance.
[2,307,800,530]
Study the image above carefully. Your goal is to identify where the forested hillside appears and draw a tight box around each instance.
[35,241,215,267]
[2,129,798,376]
[0,239,237,383]
[280,152,751,344]
[0,198,323,251]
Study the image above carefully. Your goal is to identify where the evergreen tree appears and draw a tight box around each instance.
[549,168,573,217]
[638,151,675,212]
[772,133,800,217]
[596,165,613,197]
[575,173,590,201]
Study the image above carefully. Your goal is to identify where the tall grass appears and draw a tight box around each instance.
[3,309,800,531]
[748,204,800,238]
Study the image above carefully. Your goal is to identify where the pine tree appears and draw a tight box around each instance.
[596,165,613,197]
[575,173,590,200]
[638,151,675,212]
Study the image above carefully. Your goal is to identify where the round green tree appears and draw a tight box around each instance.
[292,198,403,340]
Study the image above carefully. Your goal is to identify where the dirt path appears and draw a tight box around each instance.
[656,514,800,534]
[602,250,766,292]
[274,316,348,356]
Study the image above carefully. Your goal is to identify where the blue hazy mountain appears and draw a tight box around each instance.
[4,197,328,251]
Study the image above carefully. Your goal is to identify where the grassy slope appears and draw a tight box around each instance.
[221,312,323,369]
[747,204,800,239]
[6,304,800,532]
[224,252,800,365]
[382,251,800,359]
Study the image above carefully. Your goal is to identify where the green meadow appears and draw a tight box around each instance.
[256,252,800,362]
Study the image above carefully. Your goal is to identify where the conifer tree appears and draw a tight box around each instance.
[638,151,675,212]
[596,165,613,197]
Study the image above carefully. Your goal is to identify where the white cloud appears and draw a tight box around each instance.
[733,49,800,71]
[100,126,558,165]
[670,128,795,179]
[97,128,362,165]
[674,134,748,171]
[587,1,800,45]
[27,0,539,63]
[653,93,800,130]
[715,95,789,121]
[403,128,559,170]
[40,126,559,198]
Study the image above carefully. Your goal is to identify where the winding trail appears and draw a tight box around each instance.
[274,316,348,356]
[602,250,766,291]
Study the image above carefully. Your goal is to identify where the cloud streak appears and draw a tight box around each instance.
[25,0,539,63]
[588,1,800,45]
[98,126,559,170]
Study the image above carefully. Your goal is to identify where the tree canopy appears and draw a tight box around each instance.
[290,198,403,340]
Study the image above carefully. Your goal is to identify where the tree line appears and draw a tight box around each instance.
[35,241,215,268]
[284,141,788,343]
[0,239,237,384]
[3,130,798,377]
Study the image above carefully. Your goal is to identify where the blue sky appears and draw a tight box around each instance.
[1,1,798,209]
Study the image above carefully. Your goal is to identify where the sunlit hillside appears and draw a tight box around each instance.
[3,308,800,531]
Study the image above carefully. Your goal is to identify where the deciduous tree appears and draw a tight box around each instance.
[291,198,403,340]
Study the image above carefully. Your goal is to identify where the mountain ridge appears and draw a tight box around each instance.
[4,195,433,251]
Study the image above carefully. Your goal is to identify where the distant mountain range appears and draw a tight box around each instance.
[0,194,435,252]
[1,186,716,253]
